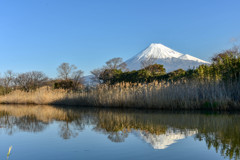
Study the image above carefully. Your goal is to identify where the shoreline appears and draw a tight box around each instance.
[0,80,239,111]
[1,103,240,114]
[1,103,240,112]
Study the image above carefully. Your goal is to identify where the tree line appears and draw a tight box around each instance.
[92,47,240,84]
[0,63,84,94]
[0,46,239,94]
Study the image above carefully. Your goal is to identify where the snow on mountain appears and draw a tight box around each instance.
[125,43,209,72]
[134,128,198,149]
[178,54,208,63]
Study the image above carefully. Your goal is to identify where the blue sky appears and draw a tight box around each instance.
[0,0,240,77]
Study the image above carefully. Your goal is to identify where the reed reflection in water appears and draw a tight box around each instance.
[0,105,239,160]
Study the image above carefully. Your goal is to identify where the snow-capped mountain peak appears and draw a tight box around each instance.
[125,43,209,72]
[136,43,183,60]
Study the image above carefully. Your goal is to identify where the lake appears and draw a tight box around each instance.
[0,105,239,160]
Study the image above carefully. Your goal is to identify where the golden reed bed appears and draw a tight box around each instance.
[0,81,239,110]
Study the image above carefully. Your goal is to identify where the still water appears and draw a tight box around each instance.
[0,105,239,160]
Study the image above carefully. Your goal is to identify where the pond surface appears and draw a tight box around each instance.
[0,105,239,160]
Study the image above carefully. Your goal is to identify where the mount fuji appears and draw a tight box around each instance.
[125,43,209,72]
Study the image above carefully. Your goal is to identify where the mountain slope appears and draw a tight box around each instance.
[125,43,209,72]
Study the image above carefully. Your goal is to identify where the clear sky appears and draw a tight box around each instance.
[0,0,240,77]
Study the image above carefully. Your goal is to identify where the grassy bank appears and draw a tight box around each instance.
[0,80,239,110]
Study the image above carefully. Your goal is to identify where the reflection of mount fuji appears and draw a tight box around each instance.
[134,128,197,149]
[1,105,240,160]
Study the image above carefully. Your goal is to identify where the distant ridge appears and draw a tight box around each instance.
[125,43,209,72]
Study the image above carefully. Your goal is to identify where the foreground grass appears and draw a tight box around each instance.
[0,81,239,110]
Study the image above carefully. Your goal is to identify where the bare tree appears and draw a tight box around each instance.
[15,71,48,91]
[89,58,127,84]
[106,57,127,71]
[90,68,105,84]
[211,46,240,63]
[141,58,158,69]
[0,70,16,94]
[56,63,84,89]
[72,70,84,90]
[30,71,48,88]
[4,70,15,86]
[14,73,32,91]
[57,63,77,80]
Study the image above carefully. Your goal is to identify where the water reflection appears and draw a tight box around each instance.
[0,105,239,159]
[135,129,197,149]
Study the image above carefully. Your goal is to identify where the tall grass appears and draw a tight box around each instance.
[0,86,67,105]
[0,80,239,110]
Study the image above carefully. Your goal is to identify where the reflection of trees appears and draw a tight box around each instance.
[93,127,129,143]
[92,110,240,159]
[193,117,240,160]
[196,132,240,160]
[140,112,240,160]
[108,131,128,143]
[58,122,78,139]
[92,110,168,143]
[0,111,17,135]
[94,111,167,135]
[0,112,47,133]
[58,111,85,139]
[0,105,86,138]
[15,115,47,132]
[0,105,240,159]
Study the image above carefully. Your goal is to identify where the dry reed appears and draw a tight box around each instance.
[0,81,239,110]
